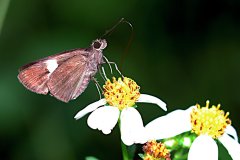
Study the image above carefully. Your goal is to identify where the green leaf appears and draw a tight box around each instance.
[85,156,99,160]
[0,0,10,35]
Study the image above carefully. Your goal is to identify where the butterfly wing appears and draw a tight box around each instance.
[17,49,88,96]
[47,54,90,102]
[17,61,52,94]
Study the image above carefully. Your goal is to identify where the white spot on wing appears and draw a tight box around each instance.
[45,59,58,73]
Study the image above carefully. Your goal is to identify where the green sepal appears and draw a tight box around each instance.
[138,153,144,159]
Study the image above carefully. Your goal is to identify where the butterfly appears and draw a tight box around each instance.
[18,39,107,102]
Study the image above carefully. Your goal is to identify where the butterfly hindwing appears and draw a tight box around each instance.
[17,62,51,94]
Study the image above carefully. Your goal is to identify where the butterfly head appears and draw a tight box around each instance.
[92,39,107,51]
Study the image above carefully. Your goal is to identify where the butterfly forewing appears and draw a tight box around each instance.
[47,55,88,102]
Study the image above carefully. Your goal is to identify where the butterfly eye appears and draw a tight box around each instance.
[93,39,107,50]
[93,41,101,49]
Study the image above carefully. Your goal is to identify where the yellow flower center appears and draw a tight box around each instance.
[103,77,140,110]
[143,140,171,160]
[190,100,231,139]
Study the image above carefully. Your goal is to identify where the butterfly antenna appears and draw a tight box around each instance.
[101,18,133,39]
[101,18,125,38]
[119,20,134,71]
[100,18,134,74]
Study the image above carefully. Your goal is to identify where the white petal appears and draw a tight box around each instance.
[145,106,195,140]
[74,99,106,120]
[87,106,119,134]
[188,135,218,160]
[120,107,147,146]
[225,125,238,141]
[137,94,167,111]
[219,134,240,160]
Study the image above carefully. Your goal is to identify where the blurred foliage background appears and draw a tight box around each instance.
[0,0,240,159]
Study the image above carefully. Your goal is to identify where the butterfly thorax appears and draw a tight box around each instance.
[70,39,107,100]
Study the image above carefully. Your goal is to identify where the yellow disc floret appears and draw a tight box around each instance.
[190,100,231,139]
[142,140,171,160]
[103,77,140,110]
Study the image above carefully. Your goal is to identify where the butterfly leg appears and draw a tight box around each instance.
[92,77,103,99]
[103,56,113,74]
[108,61,124,78]
[103,56,124,78]
[98,67,107,81]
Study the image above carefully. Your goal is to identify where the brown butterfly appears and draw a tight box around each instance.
[18,39,107,102]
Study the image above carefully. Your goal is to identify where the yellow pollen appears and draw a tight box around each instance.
[190,100,231,139]
[143,140,171,160]
[103,77,140,110]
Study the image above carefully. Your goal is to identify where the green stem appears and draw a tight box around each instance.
[121,140,129,160]
[119,121,129,160]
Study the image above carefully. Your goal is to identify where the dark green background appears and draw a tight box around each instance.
[0,0,239,159]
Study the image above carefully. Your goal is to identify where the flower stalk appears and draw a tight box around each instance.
[121,139,129,160]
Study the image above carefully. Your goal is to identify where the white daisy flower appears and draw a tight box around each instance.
[145,100,240,160]
[74,77,167,146]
